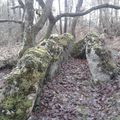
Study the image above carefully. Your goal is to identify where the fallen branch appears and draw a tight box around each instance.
[0,19,23,24]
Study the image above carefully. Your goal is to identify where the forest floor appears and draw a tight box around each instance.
[36,57,120,120]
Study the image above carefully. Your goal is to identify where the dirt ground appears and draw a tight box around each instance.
[34,57,120,120]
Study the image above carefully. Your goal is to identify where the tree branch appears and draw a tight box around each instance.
[11,5,22,9]
[36,0,55,22]
[56,4,120,21]
[17,0,25,9]
[0,19,23,24]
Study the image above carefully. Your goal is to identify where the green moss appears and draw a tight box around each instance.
[58,33,74,47]
[48,33,74,47]
[87,32,98,38]
[39,34,73,61]
[1,93,32,120]
[0,47,50,120]
[94,47,116,74]
[95,48,111,60]
[86,32,117,77]
[0,116,10,120]
[71,39,86,59]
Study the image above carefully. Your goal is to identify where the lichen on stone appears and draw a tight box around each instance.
[71,39,86,59]
[86,32,118,82]
[94,44,117,76]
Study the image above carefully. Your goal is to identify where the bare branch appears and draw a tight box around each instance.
[11,5,22,9]
[0,19,23,24]
[56,4,120,21]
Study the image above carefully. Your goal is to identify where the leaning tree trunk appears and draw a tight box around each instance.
[19,0,34,57]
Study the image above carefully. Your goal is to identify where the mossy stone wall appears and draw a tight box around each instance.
[0,33,73,120]
[85,33,118,83]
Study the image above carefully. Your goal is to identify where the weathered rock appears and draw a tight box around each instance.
[85,33,118,83]
[0,33,73,120]
[71,39,86,59]
[32,33,74,113]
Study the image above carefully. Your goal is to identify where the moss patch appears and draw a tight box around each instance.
[86,32,117,79]
[0,47,51,120]
[71,39,86,59]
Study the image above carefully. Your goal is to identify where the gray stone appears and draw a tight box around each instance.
[85,33,118,83]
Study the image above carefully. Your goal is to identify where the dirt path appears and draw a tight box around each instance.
[32,58,120,120]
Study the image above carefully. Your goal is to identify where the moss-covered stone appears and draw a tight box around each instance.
[0,46,52,120]
[0,33,74,120]
[49,33,74,47]
[71,33,98,59]
[86,32,118,83]
[71,39,86,59]
[95,48,116,73]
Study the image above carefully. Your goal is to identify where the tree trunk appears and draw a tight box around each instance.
[89,13,91,31]
[7,0,12,35]
[71,18,78,38]
[19,0,54,57]
[70,0,83,38]
[58,0,62,34]
[44,21,55,39]
[114,0,119,22]
[11,0,16,15]
[98,0,103,28]
[64,0,68,33]
[19,0,34,57]
[68,0,73,27]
